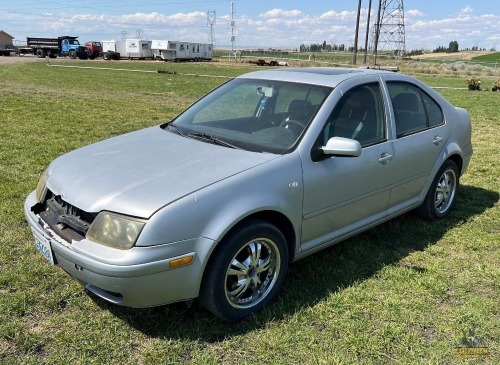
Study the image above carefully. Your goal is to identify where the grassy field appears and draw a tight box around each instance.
[0,59,498,364]
[472,53,500,63]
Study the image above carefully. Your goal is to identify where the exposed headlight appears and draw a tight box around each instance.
[35,168,49,203]
[86,212,146,250]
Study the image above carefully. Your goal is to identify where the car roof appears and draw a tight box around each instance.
[237,67,393,88]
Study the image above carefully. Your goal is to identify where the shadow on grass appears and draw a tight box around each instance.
[91,184,498,341]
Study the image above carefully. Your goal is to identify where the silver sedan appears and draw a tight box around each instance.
[25,67,472,321]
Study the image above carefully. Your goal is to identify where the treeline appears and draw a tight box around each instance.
[300,41,347,52]
[432,41,459,53]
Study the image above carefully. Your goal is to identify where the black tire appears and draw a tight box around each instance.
[69,50,76,59]
[199,219,289,321]
[416,160,459,220]
[36,49,45,58]
[103,53,111,60]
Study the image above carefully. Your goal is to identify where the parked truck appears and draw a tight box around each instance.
[84,41,121,60]
[18,36,88,59]
[85,41,101,59]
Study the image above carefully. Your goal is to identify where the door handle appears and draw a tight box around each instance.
[378,152,393,164]
[433,136,443,145]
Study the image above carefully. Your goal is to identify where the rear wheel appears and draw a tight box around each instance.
[416,160,459,220]
[200,220,288,321]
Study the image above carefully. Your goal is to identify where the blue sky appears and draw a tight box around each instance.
[1,0,499,51]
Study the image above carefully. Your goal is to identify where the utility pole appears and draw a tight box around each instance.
[363,0,373,64]
[373,0,382,65]
[352,0,363,65]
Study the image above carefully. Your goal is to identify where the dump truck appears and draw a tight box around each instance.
[18,36,88,59]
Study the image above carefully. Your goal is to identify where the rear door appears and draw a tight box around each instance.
[381,76,450,212]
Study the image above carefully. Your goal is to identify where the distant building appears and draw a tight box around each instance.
[0,30,15,49]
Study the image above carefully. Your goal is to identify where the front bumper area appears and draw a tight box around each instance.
[24,191,216,307]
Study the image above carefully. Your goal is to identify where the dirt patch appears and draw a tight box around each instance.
[0,54,44,64]
[413,51,492,61]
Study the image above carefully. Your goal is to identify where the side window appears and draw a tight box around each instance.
[387,82,444,137]
[421,92,444,127]
[322,83,386,147]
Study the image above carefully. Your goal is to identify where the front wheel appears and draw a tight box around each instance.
[199,220,289,321]
[69,50,76,59]
[416,160,459,220]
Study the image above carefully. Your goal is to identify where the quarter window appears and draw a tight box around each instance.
[387,82,444,137]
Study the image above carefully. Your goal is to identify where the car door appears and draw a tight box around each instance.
[300,80,395,252]
[382,78,450,212]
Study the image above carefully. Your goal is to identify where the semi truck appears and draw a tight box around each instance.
[84,41,121,60]
[18,36,88,59]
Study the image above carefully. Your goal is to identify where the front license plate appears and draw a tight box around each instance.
[32,229,55,265]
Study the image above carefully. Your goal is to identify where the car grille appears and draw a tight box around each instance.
[37,191,96,243]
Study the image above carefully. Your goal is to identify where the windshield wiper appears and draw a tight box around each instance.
[165,123,185,136]
[187,132,240,149]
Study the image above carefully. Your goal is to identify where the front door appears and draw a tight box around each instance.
[301,82,395,252]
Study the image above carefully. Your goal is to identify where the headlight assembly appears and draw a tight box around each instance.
[86,212,146,250]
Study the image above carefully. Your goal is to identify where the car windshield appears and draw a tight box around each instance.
[166,78,332,154]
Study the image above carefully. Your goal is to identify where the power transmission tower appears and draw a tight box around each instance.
[371,0,406,63]
[207,10,216,48]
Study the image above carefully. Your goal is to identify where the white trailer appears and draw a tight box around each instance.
[104,39,153,59]
[151,40,213,61]
[101,40,121,60]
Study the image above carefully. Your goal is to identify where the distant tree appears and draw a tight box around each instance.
[433,45,447,53]
[408,49,424,56]
[448,41,459,53]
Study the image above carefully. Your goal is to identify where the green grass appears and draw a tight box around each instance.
[0,59,498,364]
[472,53,500,63]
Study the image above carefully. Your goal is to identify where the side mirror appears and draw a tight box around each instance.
[321,137,362,157]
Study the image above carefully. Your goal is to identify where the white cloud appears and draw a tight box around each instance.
[460,6,474,15]
[119,11,205,25]
[406,9,424,17]
[259,9,302,18]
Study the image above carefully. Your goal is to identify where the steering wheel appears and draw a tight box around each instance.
[279,119,305,135]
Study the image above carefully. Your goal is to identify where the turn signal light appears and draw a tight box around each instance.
[169,255,194,269]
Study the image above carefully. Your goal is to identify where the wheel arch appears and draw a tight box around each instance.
[211,210,297,264]
[446,153,463,176]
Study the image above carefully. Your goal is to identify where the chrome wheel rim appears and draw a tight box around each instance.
[434,168,457,214]
[224,238,281,309]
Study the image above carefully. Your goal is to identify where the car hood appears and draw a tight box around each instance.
[46,126,279,217]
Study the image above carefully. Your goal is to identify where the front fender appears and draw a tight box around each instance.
[136,152,303,248]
